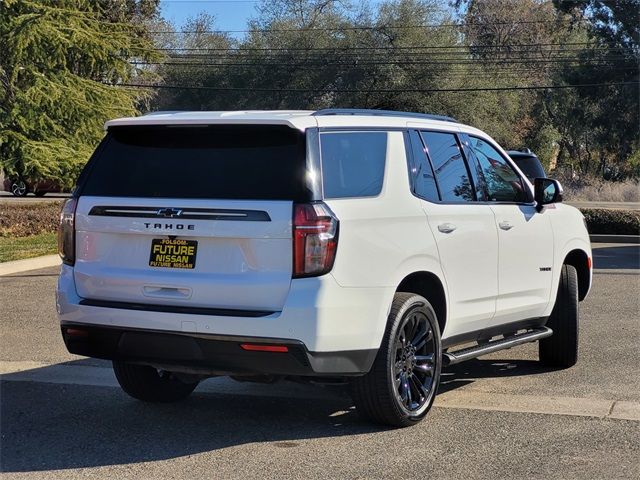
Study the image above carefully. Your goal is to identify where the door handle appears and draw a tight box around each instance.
[499,221,513,231]
[438,223,457,234]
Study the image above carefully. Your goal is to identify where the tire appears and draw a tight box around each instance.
[11,180,28,197]
[113,361,198,402]
[350,292,442,428]
[539,264,579,368]
[34,190,46,197]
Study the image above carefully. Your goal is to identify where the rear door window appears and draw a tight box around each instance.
[420,131,475,202]
[407,130,439,202]
[320,132,387,199]
[80,125,308,200]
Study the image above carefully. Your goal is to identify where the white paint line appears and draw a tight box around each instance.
[0,255,61,276]
[1,361,639,421]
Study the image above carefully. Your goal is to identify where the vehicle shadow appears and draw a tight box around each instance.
[592,245,639,270]
[0,363,375,473]
[0,354,558,473]
[439,358,549,394]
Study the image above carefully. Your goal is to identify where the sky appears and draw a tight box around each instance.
[159,0,273,32]
[159,0,396,34]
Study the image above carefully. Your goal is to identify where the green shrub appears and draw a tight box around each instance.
[580,208,640,235]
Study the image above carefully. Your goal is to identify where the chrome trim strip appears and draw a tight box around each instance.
[88,206,271,221]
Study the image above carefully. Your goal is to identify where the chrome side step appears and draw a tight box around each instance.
[443,327,553,366]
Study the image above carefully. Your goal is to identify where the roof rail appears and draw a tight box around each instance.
[142,111,185,116]
[312,108,458,123]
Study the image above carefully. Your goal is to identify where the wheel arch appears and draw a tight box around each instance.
[563,249,591,301]
[396,271,447,335]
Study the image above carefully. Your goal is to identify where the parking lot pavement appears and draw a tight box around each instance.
[1,244,638,479]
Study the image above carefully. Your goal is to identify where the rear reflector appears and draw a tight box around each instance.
[65,328,89,337]
[587,256,592,269]
[240,343,289,353]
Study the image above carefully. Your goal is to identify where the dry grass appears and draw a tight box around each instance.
[557,175,640,202]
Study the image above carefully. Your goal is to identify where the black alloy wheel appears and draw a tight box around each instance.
[393,308,438,415]
[351,293,442,427]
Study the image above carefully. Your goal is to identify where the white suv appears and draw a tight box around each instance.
[56,109,592,427]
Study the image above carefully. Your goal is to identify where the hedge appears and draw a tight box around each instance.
[579,208,640,235]
[0,201,64,237]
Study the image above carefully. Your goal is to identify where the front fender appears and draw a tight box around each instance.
[545,211,592,316]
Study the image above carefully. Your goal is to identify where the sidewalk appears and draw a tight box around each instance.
[0,255,61,276]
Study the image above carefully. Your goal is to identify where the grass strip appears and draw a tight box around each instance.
[0,232,58,262]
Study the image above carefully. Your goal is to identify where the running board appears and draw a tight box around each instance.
[443,327,553,366]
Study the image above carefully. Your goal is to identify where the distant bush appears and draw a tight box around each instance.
[0,202,63,237]
[580,208,640,235]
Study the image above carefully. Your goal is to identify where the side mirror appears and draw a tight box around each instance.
[534,178,563,212]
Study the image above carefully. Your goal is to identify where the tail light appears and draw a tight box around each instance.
[293,202,338,278]
[58,197,78,266]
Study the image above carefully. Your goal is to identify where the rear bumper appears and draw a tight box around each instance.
[61,323,376,376]
[57,264,392,375]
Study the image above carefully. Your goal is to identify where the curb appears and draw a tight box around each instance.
[0,255,61,276]
[590,234,640,244]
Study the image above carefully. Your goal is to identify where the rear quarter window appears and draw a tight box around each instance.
[320,131,387,199]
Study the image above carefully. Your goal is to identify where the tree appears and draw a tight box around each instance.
[551,0,640,177]
[153,13,234,110]
[0,0,161,188]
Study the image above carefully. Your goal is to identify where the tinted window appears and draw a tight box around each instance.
[80,125,308,200]
[421,131,474,202]
[511,156,546,182]
[407,131,439,202]
[320,132,387,199]
[469,137,528,202]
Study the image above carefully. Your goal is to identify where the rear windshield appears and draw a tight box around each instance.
[512,156,546,181]
[79,125,309,200]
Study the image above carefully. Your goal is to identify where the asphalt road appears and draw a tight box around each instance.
[0,191,70,203]
[0,244,638,479]
[565,201,640,211]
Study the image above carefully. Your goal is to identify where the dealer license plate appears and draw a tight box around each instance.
[149,238,198,269]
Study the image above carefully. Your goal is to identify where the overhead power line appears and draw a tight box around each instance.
[153,43,624,52]
[105,81,639,93]
[131,58,632,67]
[149,18,579,35]
[156,50,628,59]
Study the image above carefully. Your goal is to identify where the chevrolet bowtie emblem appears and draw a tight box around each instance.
[156,208,183,218]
